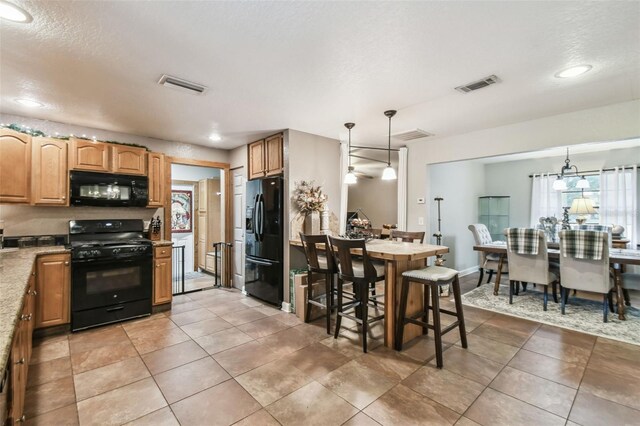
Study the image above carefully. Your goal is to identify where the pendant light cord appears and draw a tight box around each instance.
[387,115,391,166]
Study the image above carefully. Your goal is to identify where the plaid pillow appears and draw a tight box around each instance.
[506,228,539,255]
[560,230,605,260]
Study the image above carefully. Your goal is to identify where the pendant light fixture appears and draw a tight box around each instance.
[381,110,397,180]
[344,122,357,185]
[552,148,589,191]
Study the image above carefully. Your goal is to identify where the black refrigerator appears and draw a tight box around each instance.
[245,176,283,306]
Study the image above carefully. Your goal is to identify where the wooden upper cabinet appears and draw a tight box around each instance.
[265,134,284,176]
[247,134,283,180]
[0,128,31,203]
[147,152,165,207]
[111,145,147,175]
[248,139,266,180]
[69,138,110,172]
[32,137,69,206]
[35,253,71,329]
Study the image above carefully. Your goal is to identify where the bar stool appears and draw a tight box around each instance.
[329,236,385,353]
[395,266,467,368]
[300,233,336,334]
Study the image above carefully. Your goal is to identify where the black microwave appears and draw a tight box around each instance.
[70,171,149,207]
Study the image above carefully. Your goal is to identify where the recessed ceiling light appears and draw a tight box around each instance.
[209,134,222,142]
[0,1,32,23]
[15,98,43,108]
[555,65,592,79]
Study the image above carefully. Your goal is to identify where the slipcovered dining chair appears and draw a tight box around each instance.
[559,230,614,322]
[468,224,508,287]
[389,230,426,243]
[505,228,559,309]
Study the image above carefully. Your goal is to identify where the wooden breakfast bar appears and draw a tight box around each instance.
[290,239,449,348]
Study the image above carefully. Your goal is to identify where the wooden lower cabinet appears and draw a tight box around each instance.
[153,246,172,305]
[34,253,71,329]
[8,273,36,424]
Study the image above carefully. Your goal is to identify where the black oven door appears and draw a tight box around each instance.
[72,256,152,312]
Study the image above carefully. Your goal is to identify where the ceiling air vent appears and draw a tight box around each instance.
[392,128,434,141]
[455,75,501,94]
[158,74,207,95]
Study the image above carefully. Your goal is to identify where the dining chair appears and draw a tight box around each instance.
[389,230,426,243]
[468,224,508,287]
[329,236,385,353]
[505,228,559,310]
[576,225,613,247]
[299,233,336,334]
[559,230,614,322]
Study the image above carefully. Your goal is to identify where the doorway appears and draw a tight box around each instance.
[168,162,228,293]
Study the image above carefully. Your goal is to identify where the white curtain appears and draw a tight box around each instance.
[338,141,350,234]
[530,173,562,226]
[396,147,408,231]
[600,166,638,249]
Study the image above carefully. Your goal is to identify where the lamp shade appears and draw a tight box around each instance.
[344,168,357,185]
[552,176,567,191]
[576,176,590,189]
[381,165,397,180]
[568,197,597,215]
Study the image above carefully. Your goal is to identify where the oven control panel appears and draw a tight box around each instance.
[73,245,151,260]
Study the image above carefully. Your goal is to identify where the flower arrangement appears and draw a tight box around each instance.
[293,180,327,214]
[350,218,370,229]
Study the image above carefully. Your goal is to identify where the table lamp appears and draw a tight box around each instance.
[569,196,597,225]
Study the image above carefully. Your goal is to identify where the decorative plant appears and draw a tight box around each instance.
[293,180,327,214]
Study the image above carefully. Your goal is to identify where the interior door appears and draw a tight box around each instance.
[233,170,245,289]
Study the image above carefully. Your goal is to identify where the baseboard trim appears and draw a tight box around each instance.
[458,266,480,277]
[281,302,292,313]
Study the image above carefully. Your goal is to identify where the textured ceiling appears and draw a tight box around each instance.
[1,1,639,149]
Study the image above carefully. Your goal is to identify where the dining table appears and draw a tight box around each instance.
[474,242,640,320]
[290,238,449,348]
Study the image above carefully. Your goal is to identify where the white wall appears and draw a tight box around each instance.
[347,178,398,228]
[284,129,341,304]
[427,145,640,273]
[0,114,231,238]
[484,146,640,228]
[429,161,485,274]
[171,183,196,273]
[408,100,640,239]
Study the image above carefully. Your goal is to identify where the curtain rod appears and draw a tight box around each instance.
[528,165,637,178]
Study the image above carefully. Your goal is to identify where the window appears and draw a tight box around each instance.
[561,175,600,224]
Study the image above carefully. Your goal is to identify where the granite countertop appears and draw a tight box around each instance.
[152,240,174,247]
[0,246,69,369]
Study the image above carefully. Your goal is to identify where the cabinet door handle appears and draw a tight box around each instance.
[21,314,32,321]
[16,414,26,422]
[62,196,66,200]
[64,261,70,266]
[15,358,25,365]
[31,290,38,296]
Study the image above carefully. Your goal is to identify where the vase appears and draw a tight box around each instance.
[303,211,321,235]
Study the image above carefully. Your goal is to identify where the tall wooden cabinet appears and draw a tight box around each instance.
[0,128,31,203]
[31,138,69,206]
[147,152,165,207]
[248,133,283,180]
[34,253,71,329]
[197,178,222,271]
[153,246,172,305]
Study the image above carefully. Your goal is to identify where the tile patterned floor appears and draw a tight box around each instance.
[24,273,640,425]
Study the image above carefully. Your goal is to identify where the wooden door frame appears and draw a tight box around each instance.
[165,157,232,285]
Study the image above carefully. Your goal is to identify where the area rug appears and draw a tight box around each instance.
[461,284,640,346]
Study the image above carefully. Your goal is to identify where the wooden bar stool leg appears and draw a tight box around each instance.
[305,270,313,323]
[395,276,410,351]
[451,276,467,349]
[334,278,344,339]
[361,279,369,353]
[325,272,332,334]
[431,283,443,368]
[422,283,430,335]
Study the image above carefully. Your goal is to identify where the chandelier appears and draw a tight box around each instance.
[552,148,589,191]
